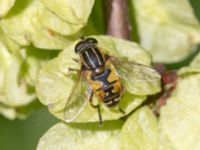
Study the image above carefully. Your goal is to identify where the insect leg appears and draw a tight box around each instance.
[88,89,103,125]
[97,104,103,126]
[72,58,79,63]
[119,86,126,114]
[69,65,86,73]
[68,68,80,72]
[119,107,125,114]
[88,89,96,107]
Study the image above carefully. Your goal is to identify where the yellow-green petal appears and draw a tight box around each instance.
[40,0,94,25]
[0,0,79,49]
[37,8,83,36]
[37,121,123,150]
[120,107,158,150]
[0,38,35,107]
[37,107,158,150]
[159,99,200,150]
[132,0,200,63]
[161,0,199,24]
[4,54,36,106]
[159,75,200,150]
[178,53,200,75]
[0,0,15,17]
[0,27,57,117]
[0,105,17,120]
[0,40,12,102]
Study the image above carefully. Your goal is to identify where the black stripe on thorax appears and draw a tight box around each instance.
[81,47,105,70]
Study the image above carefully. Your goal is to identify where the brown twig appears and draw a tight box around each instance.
[148,64,178,117]
[103,0,131,40]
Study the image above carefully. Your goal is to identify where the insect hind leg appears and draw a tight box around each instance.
[88,90,103,126]
[119,86,126,114]
[97,104,103,126]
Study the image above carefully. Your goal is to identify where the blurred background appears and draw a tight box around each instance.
[0,106,59,150]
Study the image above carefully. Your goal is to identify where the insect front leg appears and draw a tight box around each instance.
[88,88,103,126]
[67,58,80,72]
[68,68,80,72]
[68,64,85,74]
[72,58,79,63]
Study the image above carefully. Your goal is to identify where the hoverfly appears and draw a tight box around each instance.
[64,37,160,124]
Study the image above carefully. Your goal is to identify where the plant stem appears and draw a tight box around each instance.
[103,0,131,40]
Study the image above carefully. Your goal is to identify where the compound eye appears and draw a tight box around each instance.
[75,42,85,54]
[87,38,98,44]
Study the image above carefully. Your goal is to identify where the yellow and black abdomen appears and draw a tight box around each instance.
[85,62,123,107]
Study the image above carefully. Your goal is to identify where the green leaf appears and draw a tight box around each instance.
[36,35,161,123]
[37,120,123,150]
[120,107,158,150]
[0,0,15,17]
[132,0,200,63]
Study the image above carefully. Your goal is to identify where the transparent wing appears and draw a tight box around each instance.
[109,56,161,82]
[64,70,88,122]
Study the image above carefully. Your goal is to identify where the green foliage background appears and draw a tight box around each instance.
[0,0,200,150]
[0,107,58,150]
